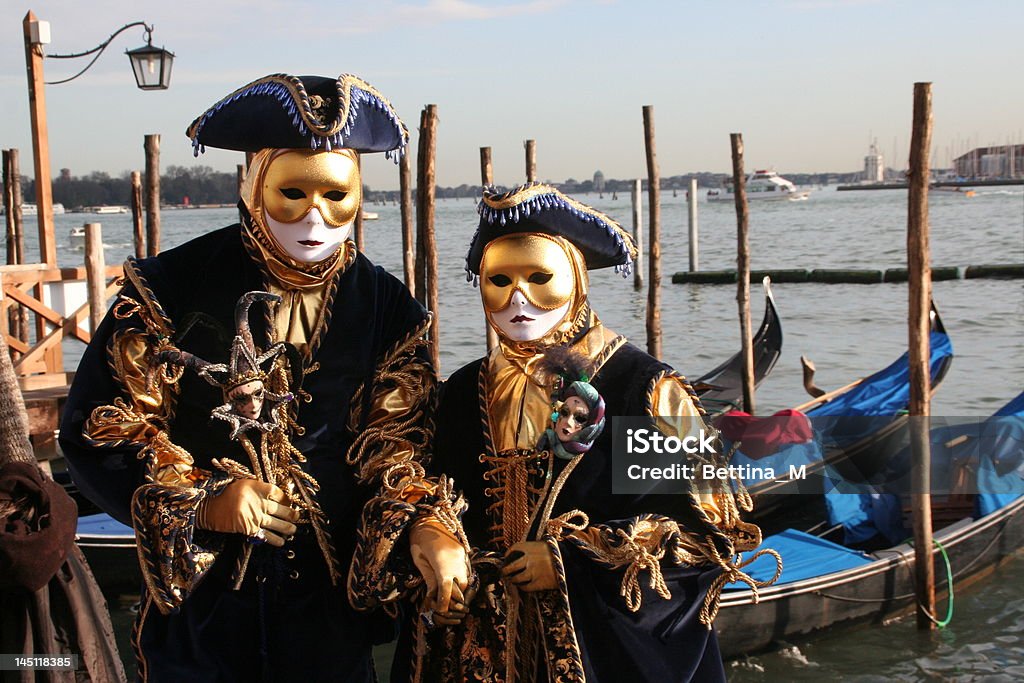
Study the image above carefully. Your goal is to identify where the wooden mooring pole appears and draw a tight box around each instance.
[730,133,756,415]
[23,11,56,267]
[400,151,415,297]
[3,149,28,348]
[480,146,499,353]
[144,134,161,257]
[416,105,440,372]
[131,171,144,259]
[688,177,699,272]
[84,223,105,334]
[525,139,537,182]
[631,179,643,291]
[642,106,661,359]
[908,81,936,631]
[353,153,365,253]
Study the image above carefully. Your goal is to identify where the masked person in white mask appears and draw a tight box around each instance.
[392,184,771,683]
[60,73,469,682]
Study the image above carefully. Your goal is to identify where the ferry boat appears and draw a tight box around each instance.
[707,170,810,202]
[3,203,66,216]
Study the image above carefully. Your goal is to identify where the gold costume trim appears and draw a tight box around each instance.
[346,315,437,486]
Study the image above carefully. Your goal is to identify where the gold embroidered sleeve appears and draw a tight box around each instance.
[647,373,732,524]
[346,324,437,493]
[83,315,210,489]
[80,272,223,612]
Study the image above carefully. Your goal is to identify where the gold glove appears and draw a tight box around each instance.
[502,541,557,592]
[196,479,299,548]
[409,517,470,621]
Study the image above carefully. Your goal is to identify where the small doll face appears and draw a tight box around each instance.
[555,395,590,442]
[480,234,576,342]
[262,149,361,263]
[228,379,266,420]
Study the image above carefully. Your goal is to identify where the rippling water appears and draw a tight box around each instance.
[45,185,1024,415]
[34,184,1024,679]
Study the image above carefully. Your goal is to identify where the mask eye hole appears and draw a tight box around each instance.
[280,188,306,200]
[488,274,513,287]
[324,190,347,201]
[527,271,553,285]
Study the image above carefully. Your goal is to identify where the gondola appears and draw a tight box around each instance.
[729,301,953,519]
[693,277,783,417]
[715,392,1024,658]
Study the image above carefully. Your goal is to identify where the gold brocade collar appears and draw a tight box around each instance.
[489,313,624,389]
[240,209,355,291]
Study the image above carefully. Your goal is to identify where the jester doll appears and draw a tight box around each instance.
[396,184,773,682]
[59,74,469,682]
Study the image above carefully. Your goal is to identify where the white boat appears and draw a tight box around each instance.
[11,203,65,216]
[89,205,129,214]
[361,211,379,220]
[69,225,86,247]
[707,170,810,202]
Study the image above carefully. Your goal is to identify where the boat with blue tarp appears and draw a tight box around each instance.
[715,392,1024,657]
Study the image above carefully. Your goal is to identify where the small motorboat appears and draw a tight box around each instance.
[707,170,810,202]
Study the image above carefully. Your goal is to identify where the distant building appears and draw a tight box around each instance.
[953,144,1023,179]
[593,170,605,193]
[863,142,884,183]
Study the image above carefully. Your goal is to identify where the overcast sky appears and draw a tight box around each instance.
[1,0,1021,190]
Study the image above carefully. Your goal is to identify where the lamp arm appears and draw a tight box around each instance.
[44,21,154,86]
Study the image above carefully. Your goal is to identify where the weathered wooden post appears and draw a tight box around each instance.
[3,149,28,348]
[131,171,144,259]
[416,105,440,372]
[525,139,537,182]
[907,81,936,631]
[144,134,161,256]
[688,177,699,272]
[353,153,365,252]
[642,106,661,359]
[480,147,493,187]
[400,152,415,297]
[631,179,644,291]
[22,12,57,267]
[480,146,499,353]
[236,164,245,196]
[730,133,756,415]
[84,223,105,334]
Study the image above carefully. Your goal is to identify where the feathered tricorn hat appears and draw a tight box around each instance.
[185,73,408,159]
[466,183,637,280]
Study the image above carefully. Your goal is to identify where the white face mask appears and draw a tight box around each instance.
[265,206,352,263]
[490,288,572,342]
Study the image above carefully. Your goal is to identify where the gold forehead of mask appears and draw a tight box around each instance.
[262,149,361,227]
[480,234,577,313]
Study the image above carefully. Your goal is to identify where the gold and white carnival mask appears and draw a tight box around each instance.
[260,149,362,264]
[480,233,587,344]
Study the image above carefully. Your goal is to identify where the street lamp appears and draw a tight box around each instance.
[21,10,174,265]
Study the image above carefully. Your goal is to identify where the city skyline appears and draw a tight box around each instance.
[1,0,1021,191]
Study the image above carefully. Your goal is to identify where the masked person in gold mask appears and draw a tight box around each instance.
[59,74,470,682]
[393,184,772,683]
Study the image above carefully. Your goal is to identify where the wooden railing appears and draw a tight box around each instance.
[0,262,122,389]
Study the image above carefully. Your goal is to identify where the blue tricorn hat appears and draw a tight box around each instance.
[466,183,637,278]
[185,73,408,159]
